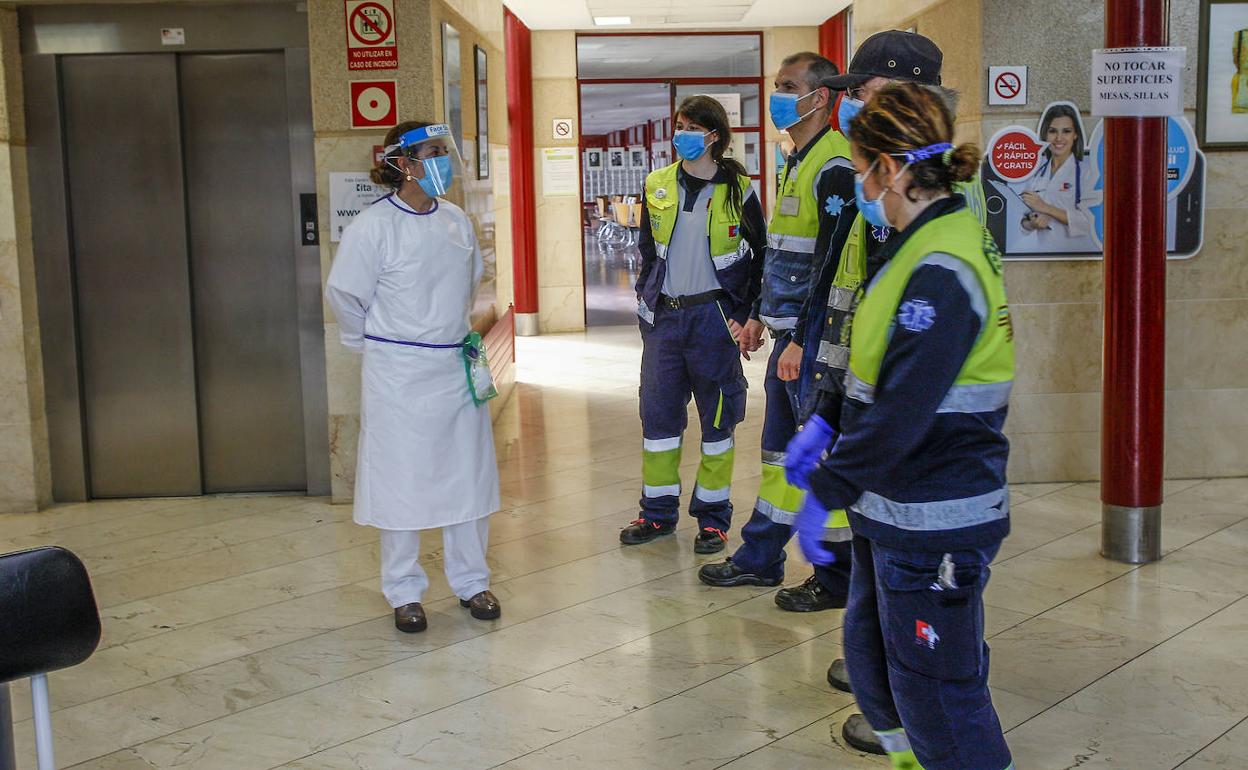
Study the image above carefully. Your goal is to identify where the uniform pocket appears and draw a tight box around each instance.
[715,377,748,431]
[712,300,739,347]
[879,553,986,683]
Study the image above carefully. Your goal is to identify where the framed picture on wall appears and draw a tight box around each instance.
[441,22,463,152]
[629,146,647,169]
[474,45,489,179]
[608,147,626,168]
[586,148,603,169]
[1199,0,1248,148]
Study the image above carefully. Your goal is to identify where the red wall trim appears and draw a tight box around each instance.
[819,12,849,71]
[505,9,538,314]
[821,11,850,131]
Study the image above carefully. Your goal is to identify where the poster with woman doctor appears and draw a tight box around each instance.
[1019,103,1098,251]
[980,100,1206,259]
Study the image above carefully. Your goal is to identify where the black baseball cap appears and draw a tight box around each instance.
[828,30,943,91]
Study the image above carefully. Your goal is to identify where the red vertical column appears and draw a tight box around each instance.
[1101,0,1168,563]
[819,12,848,71]
[820,12,849,130]
[505,8,539,335]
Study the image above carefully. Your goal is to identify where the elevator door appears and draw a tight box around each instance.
[63,55,202,498]
[181,53,306,493]
[61,52,307,498]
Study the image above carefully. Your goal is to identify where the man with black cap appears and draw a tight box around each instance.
[780,29,989,760]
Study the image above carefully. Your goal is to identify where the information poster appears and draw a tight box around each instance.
[329,172,387,242]
[979,100,1205,260]
[542,147,579,196]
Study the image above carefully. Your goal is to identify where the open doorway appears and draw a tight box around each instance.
[576,33,766,328]
[579,82,669,326]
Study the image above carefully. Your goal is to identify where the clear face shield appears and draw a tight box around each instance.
[382,124,467,201]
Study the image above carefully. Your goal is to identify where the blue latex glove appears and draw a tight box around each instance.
[785,415,835,491]
[795,491,837,566]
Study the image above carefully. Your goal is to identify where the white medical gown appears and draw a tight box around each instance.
[326,195,500,530]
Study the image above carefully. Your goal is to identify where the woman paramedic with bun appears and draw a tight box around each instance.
[793,83,1016,770]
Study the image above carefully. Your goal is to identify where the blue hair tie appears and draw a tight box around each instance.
[899,142,954,164]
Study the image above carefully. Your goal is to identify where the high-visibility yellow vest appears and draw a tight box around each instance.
[846,206,1015,412]
[644,162,752,269]
[767,130,852,254]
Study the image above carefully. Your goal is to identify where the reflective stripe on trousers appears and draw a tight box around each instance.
[642,436,682,499]
[694,437,735,504]
[754,456,804,525]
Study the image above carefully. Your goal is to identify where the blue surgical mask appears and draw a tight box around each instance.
[855,161,893,229]
[769,89,819,131]
[416,155,454,197]
[838,96,864,132]
[672,130,709,161]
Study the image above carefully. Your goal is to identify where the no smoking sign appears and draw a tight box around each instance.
[988,65,1027,106]
[345,0,398,71]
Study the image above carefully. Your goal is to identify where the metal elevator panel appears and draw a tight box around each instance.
[25,4,328,501]
[61,54,203,498]
[180,53,307,493]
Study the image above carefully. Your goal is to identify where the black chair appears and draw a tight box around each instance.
[0,547,101,770]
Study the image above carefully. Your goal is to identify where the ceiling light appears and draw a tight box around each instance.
[593,16,631,26]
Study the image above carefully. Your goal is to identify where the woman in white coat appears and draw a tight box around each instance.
[326,121,501,633]
[1019,103,1096,251]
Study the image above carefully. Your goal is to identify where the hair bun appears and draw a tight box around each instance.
[371,164,401,188]
[946,143,980,184]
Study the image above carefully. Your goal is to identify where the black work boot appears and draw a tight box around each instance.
[841,713,887,756]
[620,517,676,545]
[774,574,847,612]
[826,658,852,693]
[693,527,727,554]
[697,558,782,587]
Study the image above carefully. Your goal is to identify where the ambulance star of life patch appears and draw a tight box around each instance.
[898,299,937,332]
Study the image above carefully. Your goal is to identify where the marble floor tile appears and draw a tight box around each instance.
[986,528,1138,615]
[89,519,378,608]
[0,496,200,539]
[77,502,354,576]
[495,696,782,770]
[715,709,885,770]
[81,569,765,770]
[1006,704,1203,769]
[1179,718,1248,768]
[987,617,1155,707]
[18,546,694,765]
[1061,641,1248,744]
[1009,481,1075,501]
[1042,550,1245,642]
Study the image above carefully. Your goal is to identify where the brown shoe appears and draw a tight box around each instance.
[459,590,501,620]
[394,602,427,633]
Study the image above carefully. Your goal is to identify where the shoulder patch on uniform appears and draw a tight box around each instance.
[898,299,937,332]
[871,225,892,242]
[824,194,846,217]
